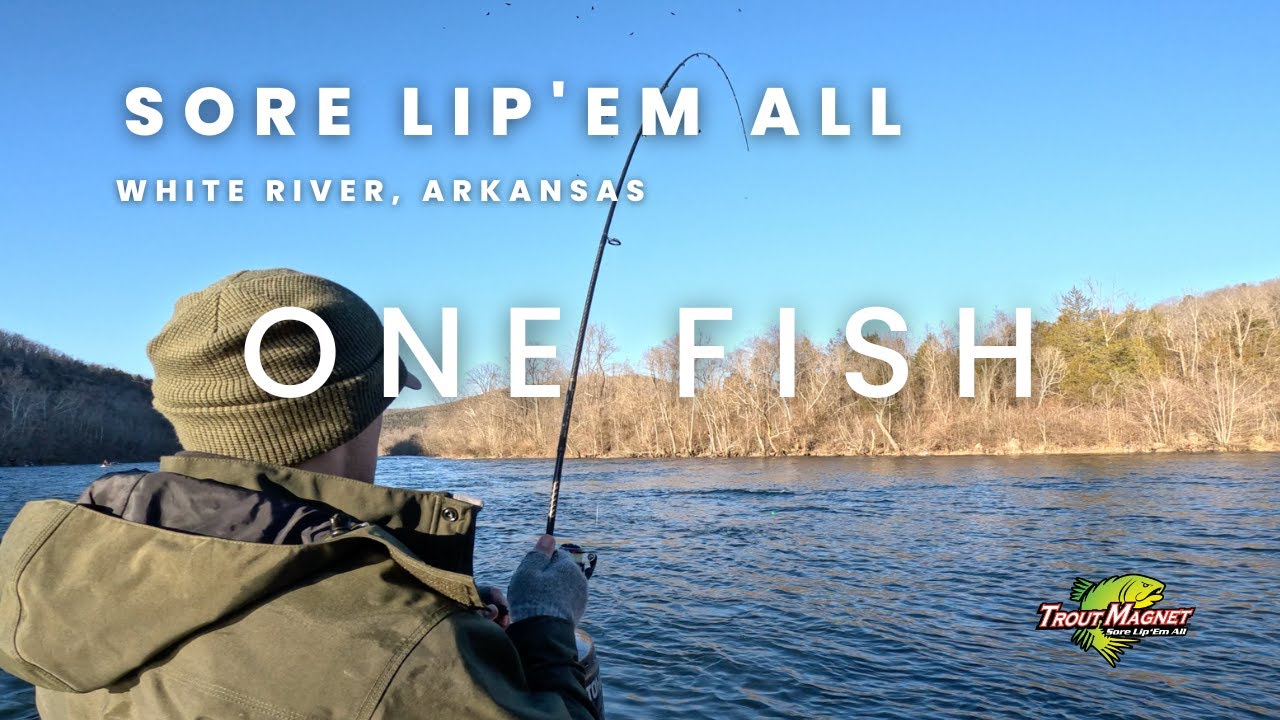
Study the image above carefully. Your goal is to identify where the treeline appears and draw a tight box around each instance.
[0,331,178,466]
[383,279,1280,458]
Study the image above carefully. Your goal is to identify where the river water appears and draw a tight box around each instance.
[1,454,1277,719]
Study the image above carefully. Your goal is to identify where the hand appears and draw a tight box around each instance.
[506,535,589,625]
[477,585,511,629]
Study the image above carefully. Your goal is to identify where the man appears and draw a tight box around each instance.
[0,269,597,719]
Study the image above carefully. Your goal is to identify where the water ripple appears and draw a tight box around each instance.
[1,454,1278,719]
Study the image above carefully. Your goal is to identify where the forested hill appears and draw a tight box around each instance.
[0,331,178,466]
[382,279,1279,459]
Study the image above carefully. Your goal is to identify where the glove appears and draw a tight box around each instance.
[507,535,589,624]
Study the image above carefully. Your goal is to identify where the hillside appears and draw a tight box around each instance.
[381,279,1280,459]
[0,331,178,466]
[5,276,1277,466]
[382,373,658,458]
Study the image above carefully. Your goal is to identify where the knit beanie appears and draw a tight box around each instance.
[147,269,419,466]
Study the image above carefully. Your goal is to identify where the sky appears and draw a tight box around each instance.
[2,1,1278,407]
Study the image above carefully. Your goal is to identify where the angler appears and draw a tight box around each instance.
[0,269,601,720]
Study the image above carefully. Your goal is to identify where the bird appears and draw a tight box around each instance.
[485,11,490,15]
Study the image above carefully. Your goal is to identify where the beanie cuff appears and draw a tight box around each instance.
[155,359,399,466]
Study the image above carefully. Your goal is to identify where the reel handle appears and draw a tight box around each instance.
[559,543,598,580]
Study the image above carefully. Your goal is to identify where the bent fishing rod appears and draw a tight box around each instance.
[545,52,750,537]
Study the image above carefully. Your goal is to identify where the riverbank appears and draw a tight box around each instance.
[379,440,1280,461]
[6,437,1274,468]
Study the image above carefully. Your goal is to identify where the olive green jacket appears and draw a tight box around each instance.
[0,454,598,719]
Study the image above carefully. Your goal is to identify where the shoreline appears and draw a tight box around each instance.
[378,444,1280,462]
[5,445,1277,469]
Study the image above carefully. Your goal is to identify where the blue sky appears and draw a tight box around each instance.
[2,1,1277,406]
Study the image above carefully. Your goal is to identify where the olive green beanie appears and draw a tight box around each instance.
[147,269,417,467]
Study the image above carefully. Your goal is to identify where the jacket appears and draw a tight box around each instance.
[0,453,599,719]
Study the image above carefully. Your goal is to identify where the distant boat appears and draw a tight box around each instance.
[99,460,113,467]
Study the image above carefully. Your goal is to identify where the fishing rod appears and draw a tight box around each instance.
[545,52,750,537]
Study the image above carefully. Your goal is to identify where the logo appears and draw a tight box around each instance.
[1035,574,1195,667]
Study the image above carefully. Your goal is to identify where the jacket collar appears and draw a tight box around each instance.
[158,453,481,577]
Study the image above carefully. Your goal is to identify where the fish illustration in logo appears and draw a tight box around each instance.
[1069,574,1164,667]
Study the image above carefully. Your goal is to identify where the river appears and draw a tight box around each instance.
[1,454,1277,719]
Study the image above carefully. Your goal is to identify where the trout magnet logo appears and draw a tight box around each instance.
[1036,574,1195,667]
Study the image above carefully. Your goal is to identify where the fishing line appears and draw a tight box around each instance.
[545,52,750,536]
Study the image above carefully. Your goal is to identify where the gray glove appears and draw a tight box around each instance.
[507,535,588,624]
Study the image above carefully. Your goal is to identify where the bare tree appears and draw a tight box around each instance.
[1192,349,1269,447]
[1033,345,1068,408]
